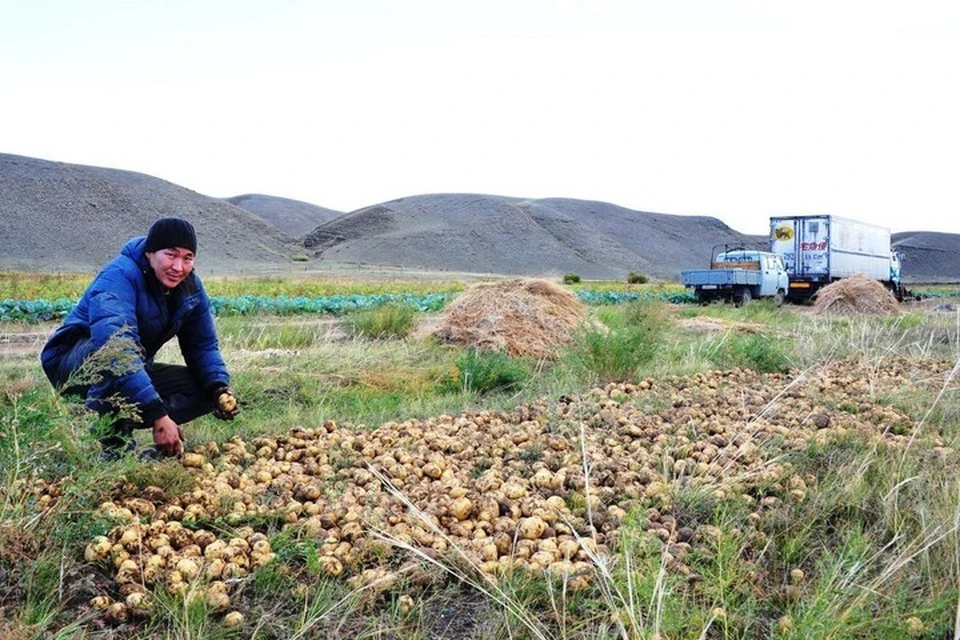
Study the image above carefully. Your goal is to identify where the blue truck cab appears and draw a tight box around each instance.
[681,247,790,306]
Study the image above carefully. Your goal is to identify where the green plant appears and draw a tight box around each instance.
[708,332,794,373]
[563,273,581,284]
[564,301,671,383]
[626,271,649,284]
[441,349,530,395]
[343,303,418,340]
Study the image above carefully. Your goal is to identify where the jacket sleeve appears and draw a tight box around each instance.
[84,274,166,420]
[177,288,230,393]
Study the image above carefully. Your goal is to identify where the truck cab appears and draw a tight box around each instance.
[714,250,790,299]
[681,246,789,306]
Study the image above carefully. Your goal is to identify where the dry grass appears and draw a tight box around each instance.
[813,274,901,316]
[433,279,588,360]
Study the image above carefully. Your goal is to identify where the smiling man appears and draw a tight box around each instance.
[41,217,240,460]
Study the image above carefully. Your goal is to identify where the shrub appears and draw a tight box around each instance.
[626,271,649,284]
[441,349,530,395]
[343,304,418,339]
[562,273,581,284]
[565,301,670,382]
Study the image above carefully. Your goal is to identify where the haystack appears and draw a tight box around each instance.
[433,278,587,359]
[813,273,900,315]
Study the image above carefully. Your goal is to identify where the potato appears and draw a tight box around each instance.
[449,497,473,521]
[182,453,205,468]
[218,393,237,413]
[518,516,547,540]
[104,602,129,624]
[207,590,231,611]
[176,557,201,580]
[223,611,244,628]
[84,536,112,562]
[125,591,151,616]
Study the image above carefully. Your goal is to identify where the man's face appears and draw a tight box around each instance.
[146,247,195,289]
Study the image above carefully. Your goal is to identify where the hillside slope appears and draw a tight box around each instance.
[225,194,342,239]
[0,154,299,273]
[303,194,762,280]
[894,232,960,283]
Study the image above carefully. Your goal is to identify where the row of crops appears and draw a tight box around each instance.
[0,290,705,323]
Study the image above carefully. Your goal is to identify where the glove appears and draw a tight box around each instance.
[212,386,240,420]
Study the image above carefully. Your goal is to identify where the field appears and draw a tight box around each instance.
[2,274,960,639]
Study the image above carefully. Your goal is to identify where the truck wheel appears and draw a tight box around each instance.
[735,288,752,307]
[773,290,785,307]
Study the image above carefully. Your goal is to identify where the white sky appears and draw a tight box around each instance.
[2,0,959,235]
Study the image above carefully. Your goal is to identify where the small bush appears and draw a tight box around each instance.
[562,273,581,284]
[343,304,418,339]
[441,349,530,395]
[291,254,310,262]
[626,271,649,284]
[565,302,670,383]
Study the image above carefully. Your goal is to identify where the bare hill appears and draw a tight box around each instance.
[224,194,342,239]
[894,232,960,283]
[0,154,300,273]
[303,194,762,280]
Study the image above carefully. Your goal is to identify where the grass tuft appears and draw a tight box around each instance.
[342,304,419,340]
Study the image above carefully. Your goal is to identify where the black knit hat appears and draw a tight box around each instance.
[144,218,197,254]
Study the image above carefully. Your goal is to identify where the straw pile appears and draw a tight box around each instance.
[433,278,588,359]
[813,273,900,315]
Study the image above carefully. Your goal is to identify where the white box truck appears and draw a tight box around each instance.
[769,215,907,301]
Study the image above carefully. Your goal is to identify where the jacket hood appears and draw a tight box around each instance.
[121,237,149,269]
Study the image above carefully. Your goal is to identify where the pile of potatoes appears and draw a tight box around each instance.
[85,355,954,625]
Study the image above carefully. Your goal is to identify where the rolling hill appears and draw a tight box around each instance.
[303,194,762,280]
[0,154,300,274]
[224,194,342,239]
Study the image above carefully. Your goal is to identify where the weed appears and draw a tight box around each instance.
[440,349,530,395]
[122,460,196,495]
[564,302,669,383]
[708,332,794,373]
[343,303,418,340]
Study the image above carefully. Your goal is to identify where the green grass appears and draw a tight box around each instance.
[564,299,672,383]
[0,271,469,300]
[342,303,419,340]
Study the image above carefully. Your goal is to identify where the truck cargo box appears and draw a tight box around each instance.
[770,215,892,283]
[680,269,763,287]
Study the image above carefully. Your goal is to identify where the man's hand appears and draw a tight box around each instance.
[152,415,184,457]
[213,386,240,420]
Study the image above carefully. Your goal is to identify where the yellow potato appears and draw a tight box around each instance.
[218,393,237,412]
[223,611,244,628]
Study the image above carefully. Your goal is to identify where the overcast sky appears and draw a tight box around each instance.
[3,0,958,235]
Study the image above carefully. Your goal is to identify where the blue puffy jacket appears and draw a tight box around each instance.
[40,237,229,421]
